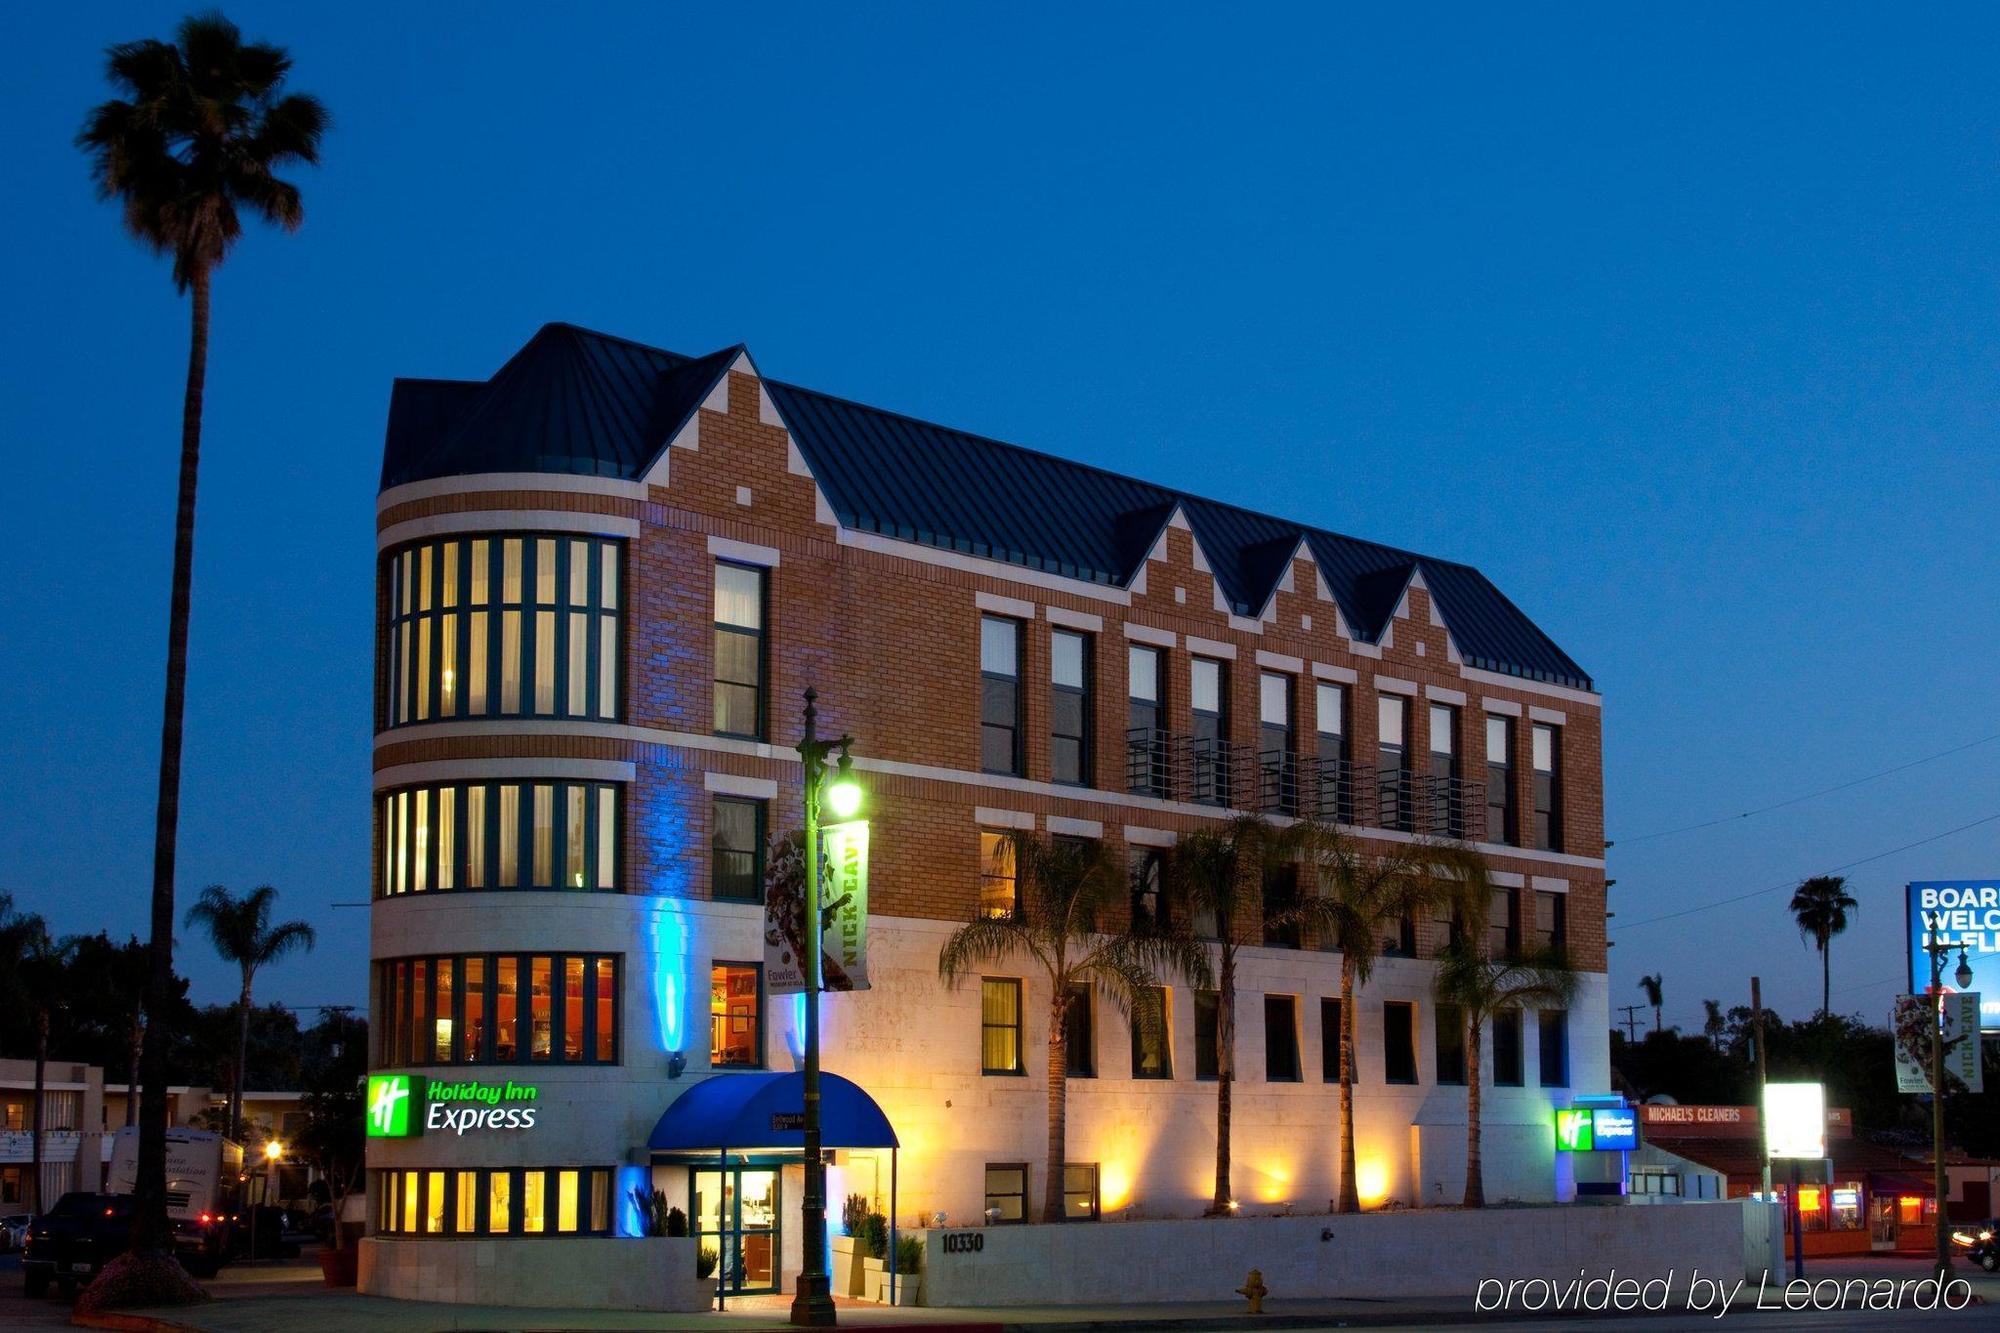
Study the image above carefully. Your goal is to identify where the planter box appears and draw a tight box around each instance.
[864,1265,921,1305]
[830,1235,867,1298]
[318,1246,359,1288]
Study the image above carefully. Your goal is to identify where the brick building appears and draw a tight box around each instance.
[363,324,1607,1302]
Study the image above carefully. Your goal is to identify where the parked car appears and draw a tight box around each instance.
[1952,1218,1999,1272]
[0,1212,32,1253]
[21,1193,134,1298]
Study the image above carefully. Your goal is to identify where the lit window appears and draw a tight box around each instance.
[1131,987,1173,1079]
[1063,1164,1100,1221]
[978,832,1017,919]
[711,963,763,1068]
[981,978,1023,1075]
[374,952,618,1066]
[376,780,619,896]
[984,1165,1027,1224]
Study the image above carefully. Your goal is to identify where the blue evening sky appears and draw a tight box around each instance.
[2,3,1996,1029]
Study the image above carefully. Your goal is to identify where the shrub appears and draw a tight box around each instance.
[666,1205,689,1238]
[697,1247,719,1280]
[841,1192,870,1237]
[862,1211,889,1260]
[630,1187,669,1237]
[894,1233,923,1275]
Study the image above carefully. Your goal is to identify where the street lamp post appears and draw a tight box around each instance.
[1922,910,1975,1281]
[792,688,858,1328]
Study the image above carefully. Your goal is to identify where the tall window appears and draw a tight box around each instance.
[374,1167,613,1237]
[1377,694,1409,831]
[375,953,619,1066]
[710,963,763,1067]
[377,780,619,896]
[1532,723,1563,851]
[381,535,621,728]
[1383,1001,1417,1085]
[1538,1010,1570,1087]
[1314,682,1350,823]
[1131,987,1173,1079]
[981,978,1023,1075]
[712,797,766,902]
[1488,887,1519,959]
[1493,1010,1525,1086]
[1428,703,1462,837]
[1063,983,1095,1077]
[979,832,1018,919]
[1435,1003,1466,1084]
[1262,864,1301,948]
[1320,997,1343,1083]
[984,1165,1027,1224]
[1050,630,1093,786]
[980,617,1024,776]
[1128,847,1167,932]
[1190,657,1230,805]
[713,563,767,739]
[1485,715,1516,844]
[1259,672,1296,815]
[1264,995,1301,1082]
[1534,890,1566,953]
[1193,991,1220,1080]
[1127,645,1167,797]
[1062,1164,1100,1221]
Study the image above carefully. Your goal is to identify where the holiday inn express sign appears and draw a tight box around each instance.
[1906,880,2000,1033]
[365,1074,542,1137]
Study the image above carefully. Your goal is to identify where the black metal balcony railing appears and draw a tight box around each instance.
[1128,729,1487,840]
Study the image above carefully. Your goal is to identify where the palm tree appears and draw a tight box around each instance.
[1284,826,1479,1212]
[184,885,316,1141]
[1167,813,1286,1215]
[1788,875,1858,1018]
[1638,973,1663,1034]
[1433,930,1576,1207]
[1702,998,1726,1052]
[938,833,1210,1223]
[20,930,80,1216]
[78,13,326,1259]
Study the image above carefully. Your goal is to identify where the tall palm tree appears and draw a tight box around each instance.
[1433,931,1575,1207]
[1284,826,1478,1212]
[1168,813,1286,1216]
[1638,973,1663,1034]
[184,885,316,1140]
[938,833,1210,1223]
[20,930,80,1216]
[78,13,326,1259]
[1788,875,1858,1018]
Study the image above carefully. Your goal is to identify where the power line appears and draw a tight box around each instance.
[1614,732,2000,846]
[1610,808,2000,933]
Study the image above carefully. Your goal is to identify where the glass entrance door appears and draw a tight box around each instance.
[692,1167,780,1294]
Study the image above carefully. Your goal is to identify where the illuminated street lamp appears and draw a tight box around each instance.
[1922,911,1975,1280]
[792,688,859,1328]
[263,1139,285,1163]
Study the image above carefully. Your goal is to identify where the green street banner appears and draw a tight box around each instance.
[1892,993,1983,1094]
[767,819,871,995]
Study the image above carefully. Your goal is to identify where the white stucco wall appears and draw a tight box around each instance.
[359,1235,709,1310]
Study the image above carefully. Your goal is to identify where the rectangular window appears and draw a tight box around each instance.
[1489,887,1518,959]
[489,1170,512,1233]
[1063,984,1094,1078]
[1263,994,1301,1082]
[712,797,766,902]
[495,957,519,1061]
[1534,890,1566,953]
[1314,682,1350,823]
[978,831,1018,919]
[1128,847,1166,932]
[529,956,553,1060]
[1377,694,1409,831]
[562,956,586,1061]
[1259,672,1296,815]
[521,1169,546,1234]
[1050,629,1092,786]
[980,617,1024,775]
[1383,1001,1417,1085]
[1262,864,1301,948]
[454,1171,478,1233]
[984,1165,1027,1225]
[710,963,763,1068]
[1485,715,1516,844]
[1063,1164,1100,1221]
[1131,986,1173,1079]
[1493,1011,1525,1086]
[375,953,617,1066]
[1194,990,1220,1081]
[981,978,1023,1075]
[1532,723,1562,851]
[714,562,767,739]
[1428,703,1463,837]
[376,780,619,898]
[1435,1003,1466,1084]
[1190,657,1230,805]
[1127,644,1167,797]
[1538,1010,1570,1087]
[1320,998,1343,1083]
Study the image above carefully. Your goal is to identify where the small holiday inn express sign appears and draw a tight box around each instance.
[366,1074,542,1137]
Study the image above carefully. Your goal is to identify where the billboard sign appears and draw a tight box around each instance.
[1764,1082,1825,1159]
[1906,881,2000,1032]
[768,820,872,996]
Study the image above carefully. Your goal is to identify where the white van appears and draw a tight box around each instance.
[105,1126,244,1275]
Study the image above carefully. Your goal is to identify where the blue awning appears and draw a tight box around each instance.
[646,1071,898,1153]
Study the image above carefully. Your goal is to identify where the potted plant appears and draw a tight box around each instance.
[831,1193,869,1297]
[858,1210,889,1294]
[878,1233,923,1305]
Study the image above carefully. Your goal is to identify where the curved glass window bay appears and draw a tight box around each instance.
[381,535,621,728]
[376,952,620,1066]
[378,781,619,895]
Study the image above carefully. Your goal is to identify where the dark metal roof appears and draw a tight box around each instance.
[381,323,1592,690]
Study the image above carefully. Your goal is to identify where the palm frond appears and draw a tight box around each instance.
[937,918,1031,988]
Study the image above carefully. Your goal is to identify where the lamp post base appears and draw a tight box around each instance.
[789,1275,838,1326]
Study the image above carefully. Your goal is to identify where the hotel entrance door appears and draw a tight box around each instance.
[692,1166,780,1294]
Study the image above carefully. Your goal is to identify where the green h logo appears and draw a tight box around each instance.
[366,1074,424,1137]
[1553,1107,1593,1153]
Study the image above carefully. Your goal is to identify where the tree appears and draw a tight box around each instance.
[938,833,1210,1222]
[1701,998,1727,1052]
[1167,813,1285,1215]
[1283,827,1477,1212]
[1434,930,1576,1207]
[295,1010,367,1253]
[1638,973,1664,1034]
[78,13,326,1266]
[184,885,315,1140]
[1788,875,1858,1018]
[0,899,77,1215]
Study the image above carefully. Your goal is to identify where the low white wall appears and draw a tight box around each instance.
[919,1199,1765,1306]
[359,1235,710,1311]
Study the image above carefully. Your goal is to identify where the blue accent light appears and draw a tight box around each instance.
[615,1165,651,1238]
[650,905,689,1054]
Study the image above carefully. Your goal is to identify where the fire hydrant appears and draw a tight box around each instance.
[1236,1268,1268,1314]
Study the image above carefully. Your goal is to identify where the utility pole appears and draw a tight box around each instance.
[1752,977,1770,1201]
[1616,1005,1645,1043]
[1921,911,1974,1282]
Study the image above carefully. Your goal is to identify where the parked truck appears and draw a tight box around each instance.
[103,1126,244,1277]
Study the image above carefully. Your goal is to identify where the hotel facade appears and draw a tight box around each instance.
[363,325,1608,1301]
